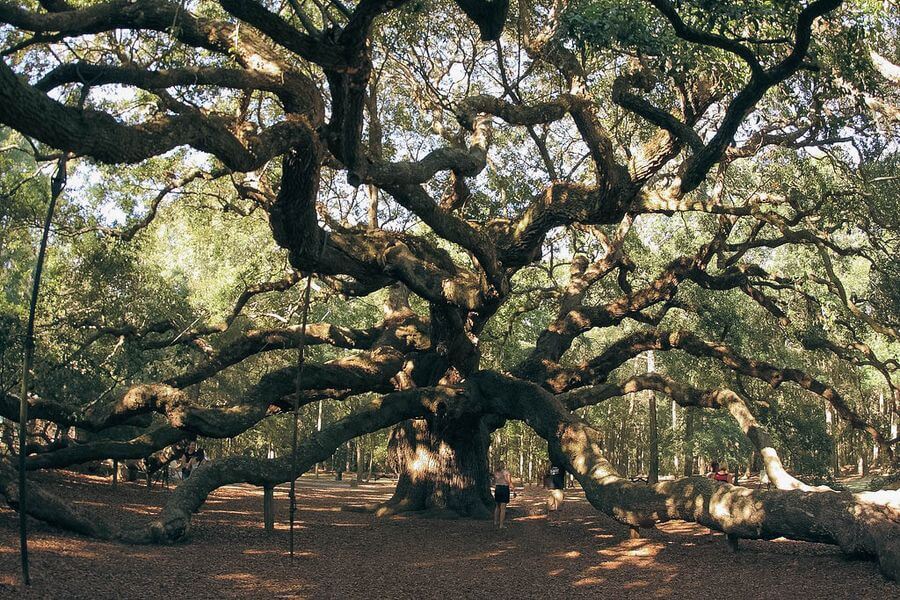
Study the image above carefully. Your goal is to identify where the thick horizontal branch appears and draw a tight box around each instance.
[612,72,704,153]
[165,323,388,388]
[35,62,316,114]
[0,58,318,170]
[560,373,826,491]
[516,237,740,381]
[367,114,490,185]
[1,384,466,542]
[494,182,630,269]
[467,371,900,580]
[561,329,893,461]
[456,94,588,127]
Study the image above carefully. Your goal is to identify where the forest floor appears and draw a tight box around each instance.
[1,471,897,599]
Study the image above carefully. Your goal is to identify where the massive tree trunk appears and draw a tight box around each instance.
[380,415,493,518]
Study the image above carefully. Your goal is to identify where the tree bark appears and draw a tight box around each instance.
[263,485,274,533]
[380,415,493,518]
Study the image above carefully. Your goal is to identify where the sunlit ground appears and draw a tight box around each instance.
[0,471,896,599]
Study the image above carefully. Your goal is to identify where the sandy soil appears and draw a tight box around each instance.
[1,471,896,599]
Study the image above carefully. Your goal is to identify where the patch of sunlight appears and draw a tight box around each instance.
[595,556,652,571]
[30,539,99,559]
[656,520,710,536]
[215,572,259,582]
[203,509,254,516]
[412,549,508,568]
[553,550,582,559]
[71,500,106,509]
[278,550,316,558]
[548,568,565,576]
[266,523,308,532]
[119,504,160,516]
[410,448,434,479]
[122,550,165,561]
[626,543,663,557]
[242,548,291,556]
[590,531,615,539]
[518,514,546,521]
[573,577,606,586]
[594,540,664,567]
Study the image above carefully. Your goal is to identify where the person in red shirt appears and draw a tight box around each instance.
[707,461,730,482]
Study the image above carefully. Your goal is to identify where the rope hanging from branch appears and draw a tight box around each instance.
[18,154,67,586]
[289,231,328,564]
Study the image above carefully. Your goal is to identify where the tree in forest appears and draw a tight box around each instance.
[0,0,899,579]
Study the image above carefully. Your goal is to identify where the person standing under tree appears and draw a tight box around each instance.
[492,462,513,529]
[546,461,566,525]
[181,441,206,480]
[707,461,730,483]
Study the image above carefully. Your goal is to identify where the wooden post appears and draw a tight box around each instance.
[671,399,680,475]
[354,437,364,486]
[726,533,740,552]
[315,399,323,478]
[263,485,275,533]
[647,351,659,484]
[826,404,840,478]
[682,407,695,476]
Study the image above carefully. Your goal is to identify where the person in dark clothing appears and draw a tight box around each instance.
[546,461,566,524]
[181,441,205,479]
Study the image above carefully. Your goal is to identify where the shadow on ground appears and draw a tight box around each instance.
[0,471,896,599]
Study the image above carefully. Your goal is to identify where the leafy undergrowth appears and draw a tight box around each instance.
[1,471,897,599]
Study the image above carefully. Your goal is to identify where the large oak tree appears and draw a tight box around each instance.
[1,0,898,579]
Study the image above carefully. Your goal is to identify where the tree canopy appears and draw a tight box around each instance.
[0,0,898,580]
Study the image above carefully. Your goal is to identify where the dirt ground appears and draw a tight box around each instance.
[1,471,897,599]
